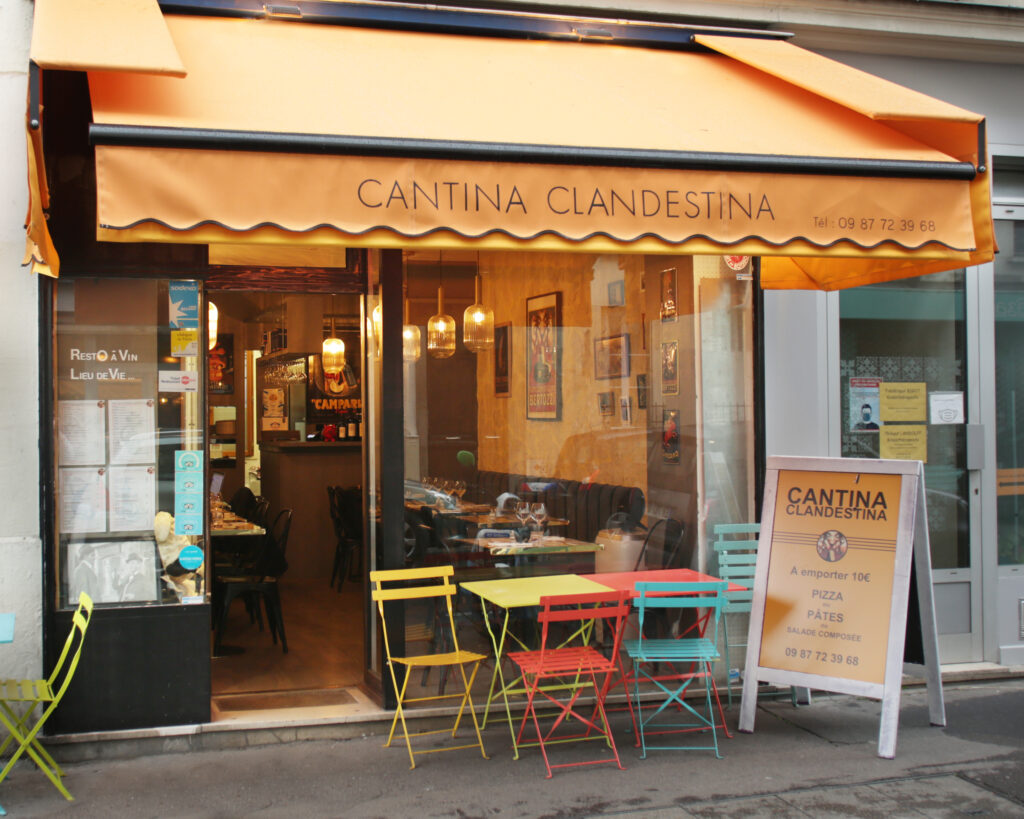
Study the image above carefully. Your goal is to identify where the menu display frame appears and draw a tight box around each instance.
[738,455,945,759]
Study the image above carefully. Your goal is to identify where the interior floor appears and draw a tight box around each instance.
[211,577,367,721]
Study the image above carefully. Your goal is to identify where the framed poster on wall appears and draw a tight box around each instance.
[526,292,561,421]
[494,322,511,397]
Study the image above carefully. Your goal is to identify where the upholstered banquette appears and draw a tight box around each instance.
[467,470,645,543]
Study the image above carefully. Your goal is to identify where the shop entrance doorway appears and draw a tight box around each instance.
[203,288,369,718]
[839,273,983,663]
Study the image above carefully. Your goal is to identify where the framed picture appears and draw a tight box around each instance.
[598,391,615,416]
[620,396,632,423]
[659,268,677,321]
[662,409,680,464]
[66,539,158,604]
[494,322,511,397]
[594,333,631,380]
[607,279,625,307]
[526,292,562,421]
[661,340,679,396]
[208,333,234,394]
[636,373,648,410]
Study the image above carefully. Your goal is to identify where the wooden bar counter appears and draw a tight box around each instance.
[259,441,362,581]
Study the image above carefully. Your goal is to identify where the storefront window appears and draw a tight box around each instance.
[395,251,757,694]
[839,271,969,570]
[995,219,1024,565]
[54,278,207,609]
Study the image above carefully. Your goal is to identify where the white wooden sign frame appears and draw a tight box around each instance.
[738,456,945,758]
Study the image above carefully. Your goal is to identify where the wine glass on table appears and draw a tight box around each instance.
[530,502,548,539]
[514,501,531,539]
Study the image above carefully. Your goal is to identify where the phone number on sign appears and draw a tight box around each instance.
[784,647,860,666]
[813,217,939,233]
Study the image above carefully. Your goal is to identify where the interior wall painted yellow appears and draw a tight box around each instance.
[475,251,648,495]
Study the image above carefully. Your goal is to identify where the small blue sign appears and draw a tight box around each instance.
[178,545,205,571]
[169,281,200,329]
[175,513,203,537]
[175,492,203,518]
[175,450,203,472]
[174,472,201,494]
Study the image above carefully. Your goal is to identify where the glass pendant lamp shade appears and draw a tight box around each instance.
[463,275,494,352]
[207,301,219,350]
[427,286,456,359]
[402,298,421,361]
[371,302,383,348]
[321,335,346,376]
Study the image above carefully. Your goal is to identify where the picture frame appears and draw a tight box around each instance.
[494,322,511,397]
[662,409,680,464]
[208,333,234,394]
[620,396,633,423]
[636,373,648,410]
[661,340,679,396]
[659,267,678,321]
[607,279,625,307]
[526,292,562,421]
[598,391,615,416]
[594,333,631,380]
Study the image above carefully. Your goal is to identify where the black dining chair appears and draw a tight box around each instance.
[329,486,360,591]
[214,508,292,654]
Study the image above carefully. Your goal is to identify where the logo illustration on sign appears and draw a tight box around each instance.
[816,530,849,562]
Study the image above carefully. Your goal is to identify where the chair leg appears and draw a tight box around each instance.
[265,586,288,653]
[721,614,734,708]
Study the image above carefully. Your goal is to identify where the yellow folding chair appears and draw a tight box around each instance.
[0,592,93,801]
[370,566,488,769]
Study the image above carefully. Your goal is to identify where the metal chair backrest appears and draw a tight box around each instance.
[48,592,94,694]
[633,580,728,646]
[270,508,293,558]
[250,497,270,528]
[712,523,760,613]
[370,566,463,660]
[535,589,632,665]
[634,517,686,571]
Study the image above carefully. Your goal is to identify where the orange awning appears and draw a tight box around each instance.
[85,14,994,290]
[30,0,185,76]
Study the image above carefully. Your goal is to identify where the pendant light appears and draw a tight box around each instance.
[207,300,219,350]
[321,317,346,378]
[463,273,494,352]
[402,287,421,362]
[427,255,456,358]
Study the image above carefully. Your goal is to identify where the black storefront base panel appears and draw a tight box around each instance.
[46,604,210,734]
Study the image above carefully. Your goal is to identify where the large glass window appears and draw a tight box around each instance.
[54,278,207,609]
[839,270,969,570]
[393,251,757,696]
[995,219,1024,565]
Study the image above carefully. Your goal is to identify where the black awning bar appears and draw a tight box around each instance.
[89,123,978,181]
[158,0,791,50]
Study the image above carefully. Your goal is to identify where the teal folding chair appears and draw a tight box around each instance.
[623,581,728,758]
[712,523,810,707]
[0,592,93,802]
[711,523,759,707]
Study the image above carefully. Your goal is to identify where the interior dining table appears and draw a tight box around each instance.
[459,568,745,758]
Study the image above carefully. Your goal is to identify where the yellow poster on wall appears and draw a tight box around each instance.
[759,469,903,685]
[880,382,927,422]
[880,425,928,462]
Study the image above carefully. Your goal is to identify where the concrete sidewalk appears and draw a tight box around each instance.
[2,678,1023,817]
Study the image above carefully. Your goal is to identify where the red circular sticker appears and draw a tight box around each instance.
[724,255,750,271]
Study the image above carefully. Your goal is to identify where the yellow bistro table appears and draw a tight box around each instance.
[460,573,612,757]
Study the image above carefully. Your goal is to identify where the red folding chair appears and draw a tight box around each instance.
[507,589,632,778]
